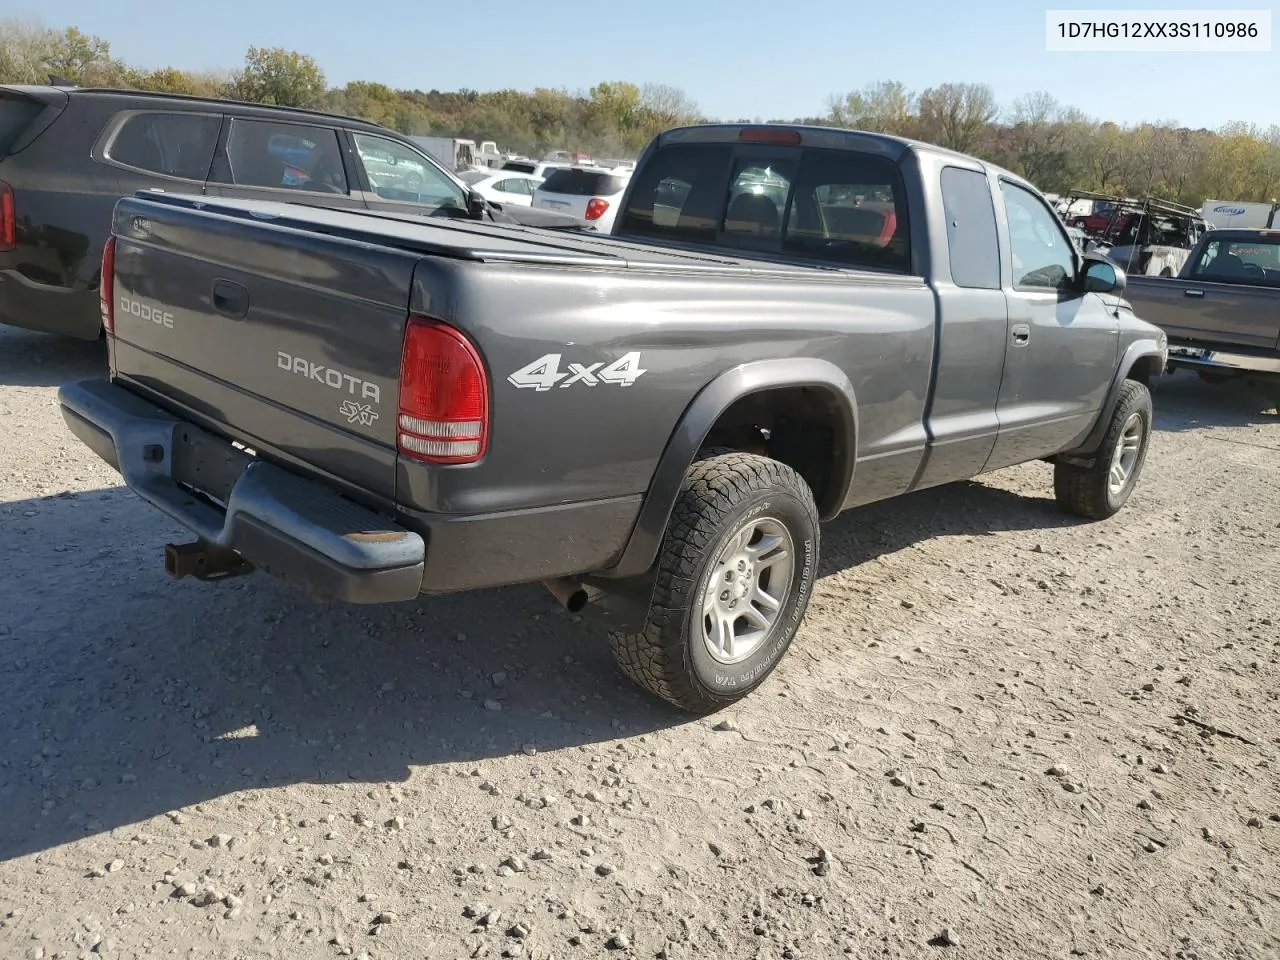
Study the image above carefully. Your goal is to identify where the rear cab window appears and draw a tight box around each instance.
[617,139,910,272]
[539,169,628,197]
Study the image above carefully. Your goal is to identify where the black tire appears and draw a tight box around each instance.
[1054,379,1153,520]
[608,452,820,714]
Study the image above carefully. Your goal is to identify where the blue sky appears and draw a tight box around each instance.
[13,0,1276,130]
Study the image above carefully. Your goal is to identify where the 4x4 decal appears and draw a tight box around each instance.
[507,352,647,391]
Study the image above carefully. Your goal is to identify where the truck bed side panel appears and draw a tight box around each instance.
[1125,275,1280,352]
[400,258,936,516]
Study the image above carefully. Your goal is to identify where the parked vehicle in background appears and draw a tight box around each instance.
[1099,198,1207,277]
[1123,227,1280,387]
[0,85,583,340]
[532,165,632,230]
[1059,190,1206,276]
[456,168,543,206]
[58,121,1165,713]
[475,141,507,168]
[499,158,568,180]
[408,136,477,171]
[1200,198,1279,230]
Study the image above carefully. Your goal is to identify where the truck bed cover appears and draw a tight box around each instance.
[131,191,892,281]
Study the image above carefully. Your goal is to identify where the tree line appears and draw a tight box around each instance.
[4,20,1277,205]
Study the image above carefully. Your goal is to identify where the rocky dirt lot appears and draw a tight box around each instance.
[0,325,1277,960]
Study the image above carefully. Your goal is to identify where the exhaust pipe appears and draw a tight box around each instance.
[543,576,589,613]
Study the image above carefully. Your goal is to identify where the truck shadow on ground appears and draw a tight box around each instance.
[0,469,1085,862]
[0,326,106,388]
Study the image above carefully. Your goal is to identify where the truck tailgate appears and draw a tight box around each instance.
[108,194,419,503]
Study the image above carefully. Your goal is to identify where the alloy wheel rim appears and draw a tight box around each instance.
[699,517,795,665]
[1108,412,1144,496]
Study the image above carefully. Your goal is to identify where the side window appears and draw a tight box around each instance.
[1193,238,1280,284]
[223,120,347,194]
[999,181,1076,290]
[106,112,221,181]
[939,166,1000,289]
[783,148,911,272]
[1193,241,1220,276]
[352,133,466,210]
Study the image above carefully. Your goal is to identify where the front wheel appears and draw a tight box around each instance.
[1054,379,1153,520]
[608,452,819,714]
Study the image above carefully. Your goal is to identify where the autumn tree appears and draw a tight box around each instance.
[917,82,997,153]
[228,47,326,107]
[827,81,916,136]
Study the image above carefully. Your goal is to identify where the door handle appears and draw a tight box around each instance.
[1011,324,1031,346]
[211,279,249,319]
[1183,288,1205,298]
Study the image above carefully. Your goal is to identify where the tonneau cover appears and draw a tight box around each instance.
[126,191,841,278]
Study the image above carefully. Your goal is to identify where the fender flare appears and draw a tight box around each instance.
[601,358,859,580]
[1062,337,1164,458]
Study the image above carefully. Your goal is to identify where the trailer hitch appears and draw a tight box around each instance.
[164,541,255,582]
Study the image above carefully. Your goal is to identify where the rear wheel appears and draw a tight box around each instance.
[608,452,819,714]
[1054,379,1153,520]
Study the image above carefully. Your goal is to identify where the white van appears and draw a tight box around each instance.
[1201,199,1279,229]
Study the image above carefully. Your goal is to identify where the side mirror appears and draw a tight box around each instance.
[1081,254,1126,296]
[466,189,487,220]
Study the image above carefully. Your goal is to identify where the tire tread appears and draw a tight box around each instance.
[1054,379,1151,520]
[608,451,817,713]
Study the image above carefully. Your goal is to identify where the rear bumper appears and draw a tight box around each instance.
[1165,343,1280,380]
[58,378,426,603]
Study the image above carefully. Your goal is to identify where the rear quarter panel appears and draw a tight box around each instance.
[399,257,936,515]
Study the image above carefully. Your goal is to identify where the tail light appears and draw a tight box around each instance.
[585,197,609,221]
[398,316,488,464]
[0,181,15,252]
[99,236,116,335]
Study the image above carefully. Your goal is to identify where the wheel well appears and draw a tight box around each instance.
[699,387,848,517]
[1128,355,1162,384]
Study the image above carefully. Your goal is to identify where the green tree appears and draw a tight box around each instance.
[827,81,916,136]
[44,26,125,85]
[228,46,326,107]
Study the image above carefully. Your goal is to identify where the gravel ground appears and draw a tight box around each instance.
[1,325,1277,960]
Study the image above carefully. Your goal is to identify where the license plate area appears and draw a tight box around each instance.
[170,424,253,507]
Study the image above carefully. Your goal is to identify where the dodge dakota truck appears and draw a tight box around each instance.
[58,123,1168,714]
[1122,227,1280,386]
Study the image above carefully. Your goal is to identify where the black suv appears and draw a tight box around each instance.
[0,86,578,340]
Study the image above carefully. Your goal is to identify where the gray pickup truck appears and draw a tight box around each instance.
[1122,227,1280,384]
[58,123,1168,713]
